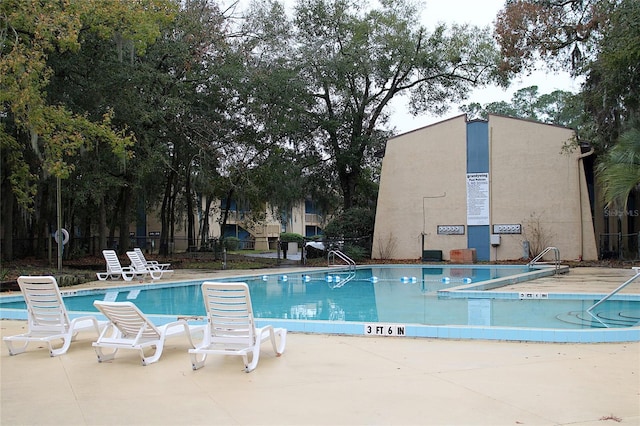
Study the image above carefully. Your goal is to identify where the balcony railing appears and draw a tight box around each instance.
[305,213,323,225]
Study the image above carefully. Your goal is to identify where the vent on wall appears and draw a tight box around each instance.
[437,225,465,235]
[492,224,522,234]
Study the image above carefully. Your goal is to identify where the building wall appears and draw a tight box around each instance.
[136,199,324,253]
[372,114,598,261]
[373,115,468,260]
[488,115,596,261]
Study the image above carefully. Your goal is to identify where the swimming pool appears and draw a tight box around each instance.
[2,265,639,343]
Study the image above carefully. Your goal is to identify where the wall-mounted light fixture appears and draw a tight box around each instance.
[492,224,522,234]
[437,225,465,235]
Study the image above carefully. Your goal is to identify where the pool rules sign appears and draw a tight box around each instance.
[364,324,406,336]
[466,173,490,226]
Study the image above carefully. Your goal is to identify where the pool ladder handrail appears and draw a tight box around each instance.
[328,270,357,289]
[327,249,356,271]
[527,246,561,274]
[586,267,640,328]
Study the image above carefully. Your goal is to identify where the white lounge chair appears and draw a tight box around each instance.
[96,249,139,281]
[189,282,287,372]
[126,251,173,280]
[92,300,205,366]
[3,276,104,356]
[134,247,171,270]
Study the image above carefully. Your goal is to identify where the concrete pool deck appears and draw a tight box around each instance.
[1,266,639,425]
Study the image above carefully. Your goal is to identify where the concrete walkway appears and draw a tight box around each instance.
[1,320,638,426]
[1,266,639,425]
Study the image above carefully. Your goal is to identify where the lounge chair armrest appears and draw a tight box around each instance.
[162,320,205,347]
[69,315,102,332]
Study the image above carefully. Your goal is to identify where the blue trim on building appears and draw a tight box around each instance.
[468,226,491,261]
[466,121,490,261]
[466,121,489,173]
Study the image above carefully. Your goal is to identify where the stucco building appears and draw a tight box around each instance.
[137,199,326,253]
[372,114,598,262]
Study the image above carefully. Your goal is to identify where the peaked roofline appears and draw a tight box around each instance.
[487,113,574,130]
[388,113,468,140]
[390,113,575,141]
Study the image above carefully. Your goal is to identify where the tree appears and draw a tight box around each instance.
[1,0,175,203]
[596,128,640,209]
[245,0,503,211]
[494,0,606,76]
[1,0,176,258]
[494,0,640,214]
[460,85,582,128]
[581,0,640,150]
[495,0,639,141]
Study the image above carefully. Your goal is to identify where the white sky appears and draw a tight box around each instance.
[390,0,582,133]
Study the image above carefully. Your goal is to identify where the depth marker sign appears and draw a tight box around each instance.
[364,324,406,336]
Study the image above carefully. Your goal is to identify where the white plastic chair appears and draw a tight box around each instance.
[96,250,139,281]
[92,300,204,366]
[3,276,103,356]
[126,251,173,280]
[189,282,287,372]
[134,247,171,270]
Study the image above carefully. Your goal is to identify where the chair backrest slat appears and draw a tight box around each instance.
[94,301,161,339]
[201,282,255,344]
[17,276,69,333]
[127,251,147,272]
[134,248,149,264]
[102,250,124,273]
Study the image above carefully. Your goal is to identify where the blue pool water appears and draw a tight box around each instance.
[2,265,639,342]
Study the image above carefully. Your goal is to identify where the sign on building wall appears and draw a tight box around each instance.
[466,173,489,225]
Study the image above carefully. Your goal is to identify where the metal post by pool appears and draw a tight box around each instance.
[587,267,640,327]
[56,177,62,272]
[222,248,227,270]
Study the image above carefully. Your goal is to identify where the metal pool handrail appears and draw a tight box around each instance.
[328,249,356,271]
[328,270,357,289]
[587,267,640,328]
[527,246,560,273]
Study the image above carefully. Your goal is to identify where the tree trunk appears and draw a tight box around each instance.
[199,196,213,249]
[159,167,178,256]
[186,168,195,250]
[118,186,131,255]
[159,178,172,256]
[338,167,359,210]
[98,199,107,254]
[1,184,14,260]
[219,189,234,246]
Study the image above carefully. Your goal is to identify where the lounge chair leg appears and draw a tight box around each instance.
[190,352,207,370]
[4,340,29,356]
[50,339,72,357]
[274,328,287,356]
[141,345,163,366]
[95,346,118,362]
[245,348,260,373]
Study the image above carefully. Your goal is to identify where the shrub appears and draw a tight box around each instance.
[344,244,368,261]
[323,207,374,240]
[280,232,304,243]
[323,207,374,257]
[305,245,325,259]
[224,237,240,251]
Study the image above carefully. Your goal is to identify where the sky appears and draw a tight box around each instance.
[390,0,582,133]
